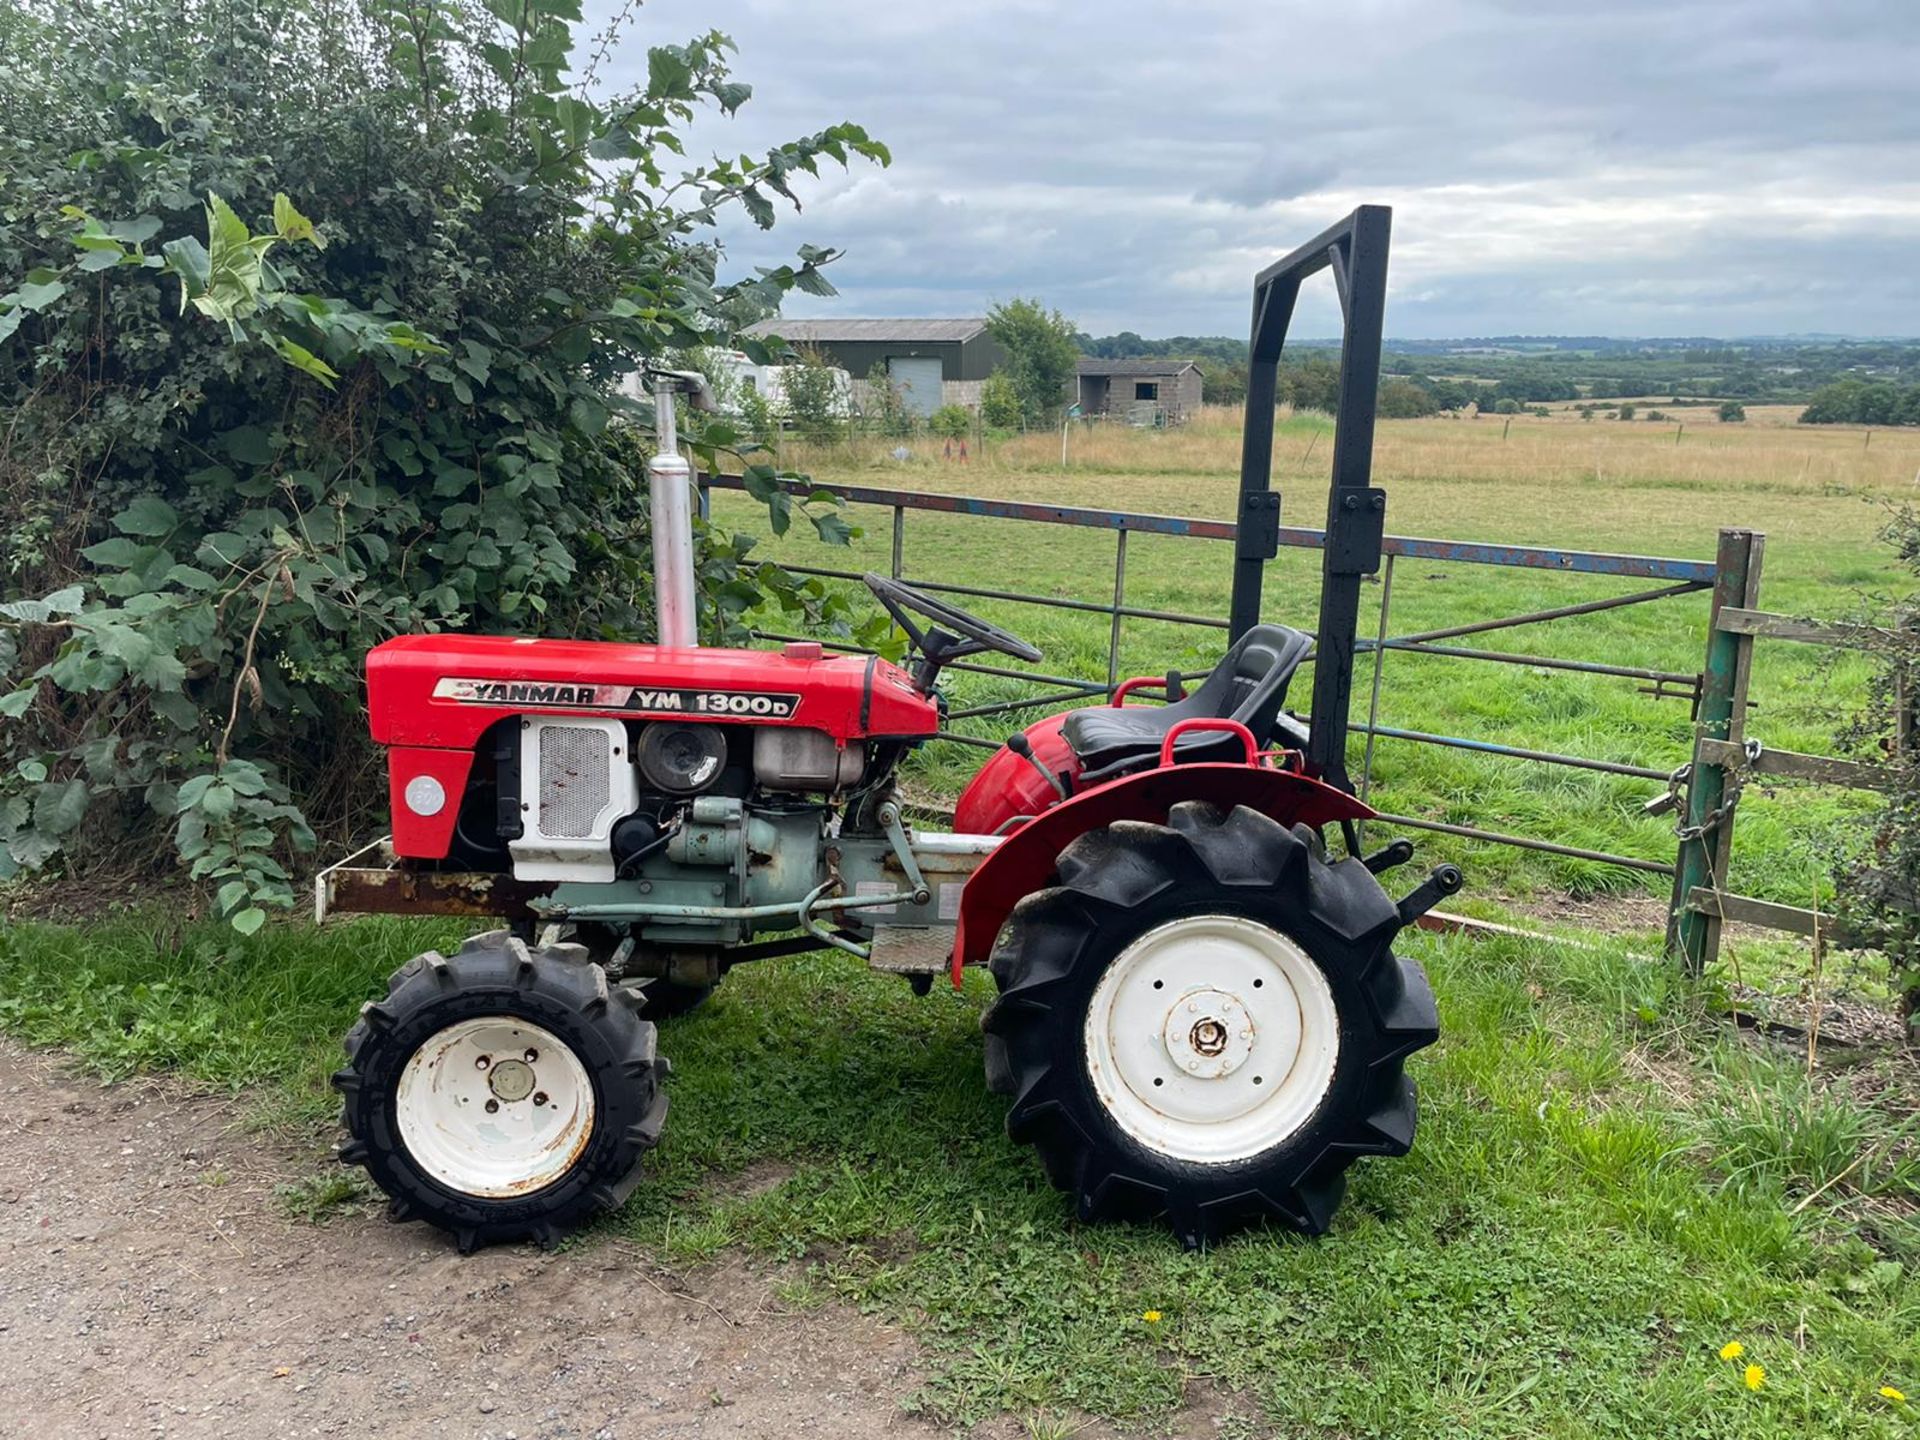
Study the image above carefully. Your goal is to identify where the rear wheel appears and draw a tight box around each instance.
[981,802,1438,1247]
[334,931,667,1252]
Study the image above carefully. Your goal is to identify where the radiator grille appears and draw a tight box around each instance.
[538,726,610,838]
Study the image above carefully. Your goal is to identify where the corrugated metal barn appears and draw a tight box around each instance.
[743,318,1010,415]
[1076,358,1205,426]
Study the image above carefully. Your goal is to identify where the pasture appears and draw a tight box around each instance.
[721,405,1919,928]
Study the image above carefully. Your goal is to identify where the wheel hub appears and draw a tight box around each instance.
[1082,914,1340,1165]
[1163,989,1256,1078]
[486,1058,536,1103]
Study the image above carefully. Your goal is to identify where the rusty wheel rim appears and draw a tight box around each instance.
[394,1018,595,1198]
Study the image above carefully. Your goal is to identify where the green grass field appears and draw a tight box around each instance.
[1,914,1914,1437]
[720,406,1917,918]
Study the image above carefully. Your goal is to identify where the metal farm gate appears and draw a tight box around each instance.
[709,470,1734,910]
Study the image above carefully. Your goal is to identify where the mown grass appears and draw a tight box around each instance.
[1,914,1915,1437]
[720,407,1915,910]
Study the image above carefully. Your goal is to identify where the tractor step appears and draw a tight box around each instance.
[867,925,953,975]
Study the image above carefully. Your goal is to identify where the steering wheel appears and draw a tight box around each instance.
[862,573,1044,665]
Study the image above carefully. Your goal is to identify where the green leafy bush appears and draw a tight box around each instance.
[861,362,915,438]
[928,405,972,440]
[0,0,890,922]
[1833,508,1920,1038]
[779,347,848,442]
[978,372,1023,430]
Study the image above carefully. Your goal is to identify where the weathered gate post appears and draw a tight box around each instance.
[1668,527,1765,973]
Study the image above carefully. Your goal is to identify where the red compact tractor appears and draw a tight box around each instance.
[321,208,1459,1251]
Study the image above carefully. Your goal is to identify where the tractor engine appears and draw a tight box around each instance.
[362,632,948,959]
[504,711,860,887]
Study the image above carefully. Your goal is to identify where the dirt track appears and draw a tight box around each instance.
[0,1038,948,1440]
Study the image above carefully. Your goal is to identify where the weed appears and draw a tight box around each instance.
[276,1170,375,1225]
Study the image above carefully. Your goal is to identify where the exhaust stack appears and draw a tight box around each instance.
[648,376,699,649]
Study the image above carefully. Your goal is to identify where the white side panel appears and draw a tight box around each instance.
[510,716,637,883]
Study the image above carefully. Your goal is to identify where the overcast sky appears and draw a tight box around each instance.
[592,0,1920,340]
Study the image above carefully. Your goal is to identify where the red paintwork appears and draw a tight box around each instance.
[949,762,1373,986]
[1158,716,1257,767]
[368,634,938,861]
[1108,675,1165,705]
[387,745,476,858]
[953,712,1082,836]
[366,634,939,750]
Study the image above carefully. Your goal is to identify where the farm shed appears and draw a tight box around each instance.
[743,318,1009,416]
[1076,358,1204,425]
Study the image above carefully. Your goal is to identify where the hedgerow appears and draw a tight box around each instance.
[0,0,890,926]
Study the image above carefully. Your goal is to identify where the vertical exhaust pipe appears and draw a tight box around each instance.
[648,376,699,649]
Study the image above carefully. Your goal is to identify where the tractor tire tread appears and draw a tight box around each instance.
[979,802,1438,1248]
[333,932,665,1253]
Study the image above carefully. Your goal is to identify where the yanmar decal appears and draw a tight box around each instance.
[432,678,801,719]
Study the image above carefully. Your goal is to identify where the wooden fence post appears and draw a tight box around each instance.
[1668,527,1766,972]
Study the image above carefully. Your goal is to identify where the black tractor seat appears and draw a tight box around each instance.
[1060,623,1314,786]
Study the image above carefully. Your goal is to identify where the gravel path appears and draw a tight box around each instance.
[0,1038,948,1440]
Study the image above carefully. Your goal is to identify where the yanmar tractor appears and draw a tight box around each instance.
[320,208,1459,1251]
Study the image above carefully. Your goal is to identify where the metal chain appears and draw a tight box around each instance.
[1671,736,1764,842]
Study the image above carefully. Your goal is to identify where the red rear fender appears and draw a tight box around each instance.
[950,763,1371,984]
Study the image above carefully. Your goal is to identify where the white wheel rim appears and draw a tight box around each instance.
[394,1018,596,1198]
[1083,915,1339,1165]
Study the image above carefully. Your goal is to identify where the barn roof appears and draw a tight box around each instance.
[1076,358,1203,377]
[743,318,988,344]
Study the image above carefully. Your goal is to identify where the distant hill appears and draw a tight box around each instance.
[1072,332,1920,406]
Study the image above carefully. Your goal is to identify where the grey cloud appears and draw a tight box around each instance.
[591,0,1920,336]
[1199,151,1339,209]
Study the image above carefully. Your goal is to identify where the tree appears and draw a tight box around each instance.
[781,348,848,442]
[986,298,1078,427]
[0,0,890,921]
[1376,379,1438,419]
[1718,402,1746,422]
[1281,356,1342,413]
[928,405,971,440]
[1618,403,1637,421]
[979,372,1023,430]
[1802,379,1920,426]
[1199,360,1247,407]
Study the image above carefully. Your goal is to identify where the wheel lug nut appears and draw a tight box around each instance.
[523,1048,539,1063]
[475,1054,490,1070]
[485,1098,499,1113]
[532,1091,549,1107]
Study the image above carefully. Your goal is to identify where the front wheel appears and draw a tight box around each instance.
[981,802,1439,1247]
[333,931,667,1252]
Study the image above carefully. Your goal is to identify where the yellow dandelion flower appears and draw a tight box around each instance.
[1719,1341,1745,1361]
[1744,1364,1765,1392]
[1881,1386,1907,1403]
[1141,1310,1162,1323]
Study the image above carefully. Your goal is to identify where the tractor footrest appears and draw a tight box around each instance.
[868,926,953,975]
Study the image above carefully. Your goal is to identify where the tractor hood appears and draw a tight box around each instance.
[366,634,938,749]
